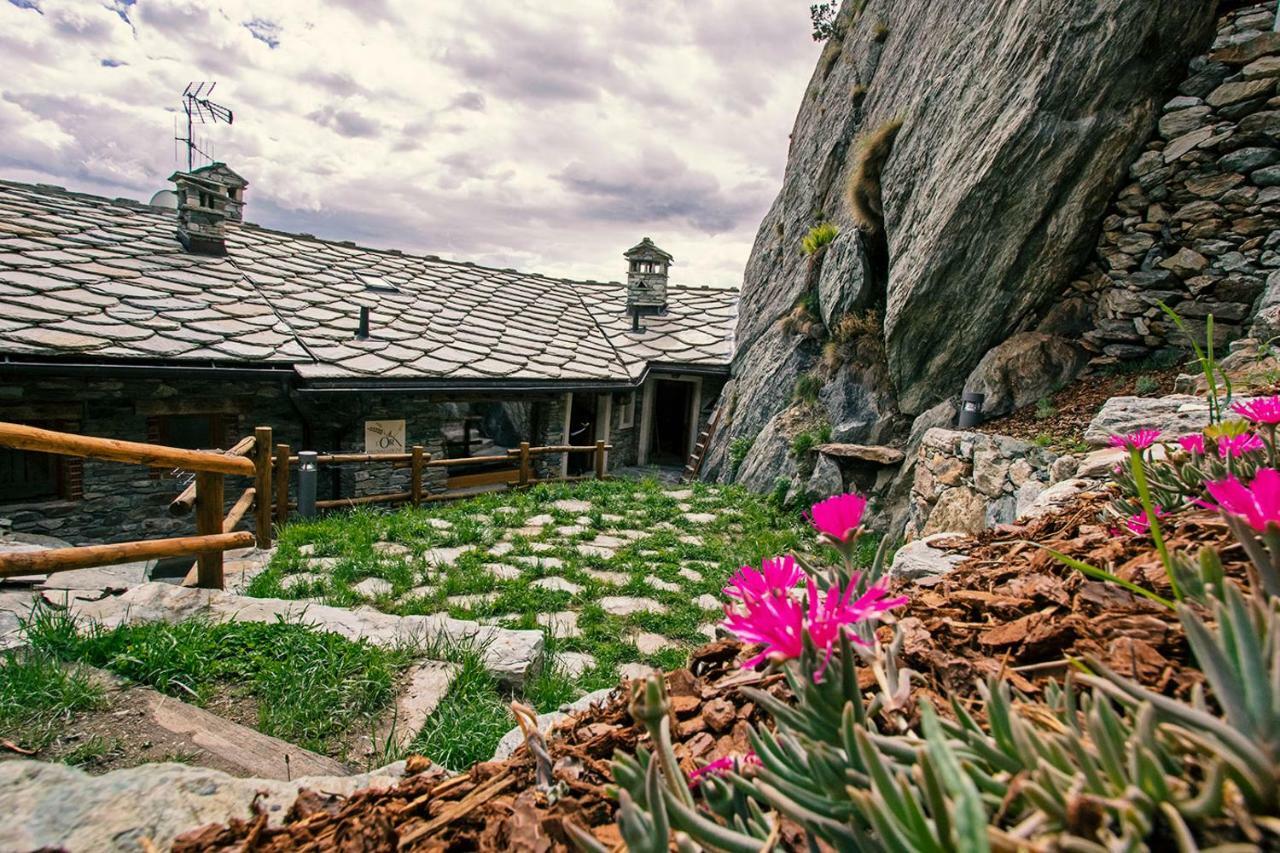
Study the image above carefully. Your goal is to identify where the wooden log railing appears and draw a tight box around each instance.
[0,421,267,590]
[508,440,612,487]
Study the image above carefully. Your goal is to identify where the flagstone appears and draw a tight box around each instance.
[526,514,554,526]
[678,535,703,546]
[600,596,665,616]
[280,572,321,591]
[665,489,694,500]
[528,542,555,553]
[353,577,393,598]
[489,542,514,557]
[531,576,583,595]
[446,592,498,608]
[558,650,595,678]
[483,563,522,581]
[426,518,453,530]
[697,623,718,640]
[402,585,436,600]
[512,555,564,569]
[584,569,629,586]
[575,543,616,559]
[307,556,340,571]
[536,610,580,638]
[645,575,681,593]
[683,512,717,524]
[695,594,720,610]
[601,514,624,523]
[555,525,587,536]
[631,631,674,655]
[589,534,627,548]
[552,499,592,512]
[509,526,543,537]
[423,546,470,567]
[618,662,655,680]
[678,568,703,583]
[373,541,412,557]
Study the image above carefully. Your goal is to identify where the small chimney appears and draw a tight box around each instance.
[356,306,370,340]
[624,237,672,330]
[167,163,249,255]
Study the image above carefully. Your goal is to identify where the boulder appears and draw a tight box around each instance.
[890,533,969,581]
[1022,478,1097,520]
[922,486,988,536]
[962,333,1088,418]
[1082,395,1214,446]
[805,452,844,499]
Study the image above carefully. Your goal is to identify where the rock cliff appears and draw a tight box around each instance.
[704,0,1220,525]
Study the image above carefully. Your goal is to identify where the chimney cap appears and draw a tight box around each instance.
[623,237,673,264]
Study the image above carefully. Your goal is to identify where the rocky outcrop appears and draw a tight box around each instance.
[962,333,1090,418]
[705,0,1217,523]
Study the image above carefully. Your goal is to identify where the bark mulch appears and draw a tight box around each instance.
[172,485,1242,851]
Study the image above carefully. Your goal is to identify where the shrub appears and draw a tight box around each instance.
[793,372,824,404]
[800,222,838,256]
[1034,397,1056,420]
[728,436,753,476]
[1134,374,1160,395]
[846,118,903,233]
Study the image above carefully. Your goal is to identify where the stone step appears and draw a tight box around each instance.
[44,582,544,688]
[369,660,461,756]
[84,667,351,781]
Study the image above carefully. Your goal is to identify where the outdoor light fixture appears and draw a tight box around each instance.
[957,392,985,429]
[298,451,318,518]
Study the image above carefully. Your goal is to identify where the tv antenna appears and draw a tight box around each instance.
[174,82,233,172]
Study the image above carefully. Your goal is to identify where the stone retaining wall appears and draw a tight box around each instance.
[906,428,1060,538]
[1066,3,1280,360]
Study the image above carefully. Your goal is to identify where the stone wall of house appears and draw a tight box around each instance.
[905,429,1061,538]
[0,374,300,546]
[1068,4,1280,360]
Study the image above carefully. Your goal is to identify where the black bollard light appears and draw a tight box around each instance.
[957,392,985,429]
[298,451,318,518]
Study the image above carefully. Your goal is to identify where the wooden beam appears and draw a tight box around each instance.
[0,531,253,578]
[314,491,411,509]
[194,471,224,590]
[525,444,614,455]
[168,434,257,516]
[447,469,518,489]
[0,421,254,476]
[274,443,290,526]
[253,427,272,548]
[222,487,255,533]
[426,455,513,467]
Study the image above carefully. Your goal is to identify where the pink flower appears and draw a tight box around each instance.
[1203,468,1280,532]
[1178,434,1206,455]
[723,555,803,603]
[721,574,907,681]
[1125,507,1166,535]
[1217,433,1265,459]
[688,752,761,787]
[1109,430,1161,451]
[1232,396,1280,425]
[807,492,869,542]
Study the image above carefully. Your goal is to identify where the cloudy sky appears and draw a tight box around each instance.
[1,0,820,287]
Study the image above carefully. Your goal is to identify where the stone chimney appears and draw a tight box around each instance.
[167,163,248,255]
[624,237,671,314]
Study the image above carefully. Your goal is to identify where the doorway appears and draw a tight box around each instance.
[647,379,694,466]
[567,393,597,475]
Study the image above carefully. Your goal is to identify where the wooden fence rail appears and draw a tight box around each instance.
[0,421,266,589]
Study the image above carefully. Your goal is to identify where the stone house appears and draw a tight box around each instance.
[0,168,735,544]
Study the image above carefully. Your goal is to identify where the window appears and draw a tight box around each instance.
[147,413,229,479]
[616,391,635,430]
[0,420,82,504]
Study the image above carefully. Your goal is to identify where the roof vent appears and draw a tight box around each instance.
[356,306,371,340]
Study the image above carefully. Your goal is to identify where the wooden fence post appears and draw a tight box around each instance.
[253,427,272,549]
[274,443,290,526]
[594,439,606,480]
[194,471,224,590]
[518,441,531,487]
[411,445,424,506]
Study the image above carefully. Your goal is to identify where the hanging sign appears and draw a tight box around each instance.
[365,419,406,453]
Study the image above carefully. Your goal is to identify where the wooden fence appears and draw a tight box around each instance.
[0,421,268,589]
[0,421,613,590]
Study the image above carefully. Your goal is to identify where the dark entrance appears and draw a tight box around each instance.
[648,380,693,466]
[567,394,597,475]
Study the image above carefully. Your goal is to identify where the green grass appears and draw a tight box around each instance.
[0,646,104,752]
[800,221,839,256]
[24,608,413,757]
[408,651,517,770]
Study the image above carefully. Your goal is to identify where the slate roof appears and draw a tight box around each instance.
[0,180,737,387]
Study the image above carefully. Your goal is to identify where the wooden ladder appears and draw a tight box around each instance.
[682,404,723,483]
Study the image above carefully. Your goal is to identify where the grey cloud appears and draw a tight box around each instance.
[308,105,381,138]
[449,91,485,112]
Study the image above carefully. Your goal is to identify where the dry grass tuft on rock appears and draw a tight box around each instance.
[846,117,903,233]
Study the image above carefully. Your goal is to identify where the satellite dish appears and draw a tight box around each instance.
[149,189,178,209]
